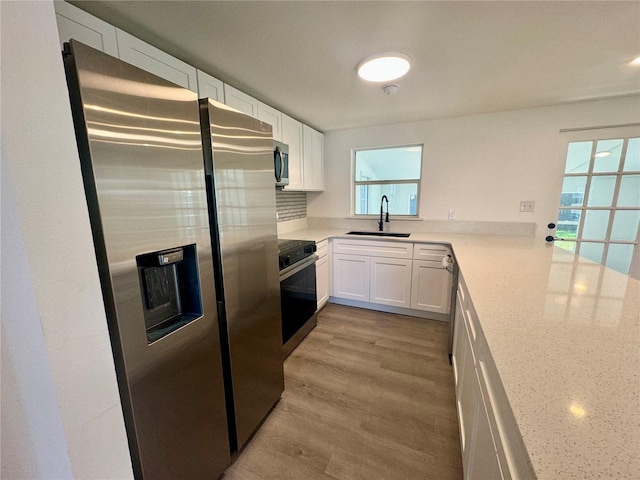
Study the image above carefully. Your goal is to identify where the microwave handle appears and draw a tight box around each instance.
[275,146,283,182]
[280,152,284,182]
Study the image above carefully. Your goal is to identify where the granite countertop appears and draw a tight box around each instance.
[280,228,640,479]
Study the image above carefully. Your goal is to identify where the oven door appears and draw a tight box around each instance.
[280,255,317,347]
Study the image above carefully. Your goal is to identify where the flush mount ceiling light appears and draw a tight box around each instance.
[357,53,411,82]
[632,55,640,65]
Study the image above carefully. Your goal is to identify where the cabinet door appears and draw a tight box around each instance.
[457,319,478,474]
[281,113,304,190]
[411,260,451,314]
[223,84,259,118]
[316,254,330,309]
[370,257,412,308]
[257,102,282,142]
[54,1,118,56]
[332,254,369,301]
[197,70,224,102]
[452,294,466,389]
[303,125,324,191]
[116,29,197,92]
[468,395,503,480]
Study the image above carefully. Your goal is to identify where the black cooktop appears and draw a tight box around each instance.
[278,239,316,271]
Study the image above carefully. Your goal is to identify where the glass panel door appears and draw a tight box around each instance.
[556,135,640,275]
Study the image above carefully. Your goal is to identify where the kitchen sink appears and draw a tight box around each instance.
[347,231,411,238]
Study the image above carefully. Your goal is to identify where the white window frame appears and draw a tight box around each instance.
[556,126,640,276]
[351,144,423,217]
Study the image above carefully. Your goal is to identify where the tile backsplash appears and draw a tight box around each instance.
[275,189,307,222]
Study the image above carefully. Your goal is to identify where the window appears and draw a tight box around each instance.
[353,145,422,216]
[556,135,640,274]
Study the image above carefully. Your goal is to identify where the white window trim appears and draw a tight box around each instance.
[351,143,423,217]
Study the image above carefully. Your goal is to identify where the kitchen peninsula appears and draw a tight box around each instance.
[280,227,640,479]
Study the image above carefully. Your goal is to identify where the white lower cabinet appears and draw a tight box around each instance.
[370,257,413,307]
[332,239,413,308]
[332,239,452,316]
[411,260,451,313]
[471,394,504,480]
[333,253,370,301]
[453,276,533,480]
[316,240,330,310]
[456,314,477,469]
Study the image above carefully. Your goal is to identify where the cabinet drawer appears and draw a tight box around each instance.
[333,239,413,259]
[316,239,329,259]
[413,243,450,261]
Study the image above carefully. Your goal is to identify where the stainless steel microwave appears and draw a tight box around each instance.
[274,140,289,187]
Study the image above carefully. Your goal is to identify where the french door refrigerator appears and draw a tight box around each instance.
[63,40,231,479]
[199,99,284,452]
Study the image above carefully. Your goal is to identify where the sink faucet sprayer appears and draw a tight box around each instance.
[379,195,389,231]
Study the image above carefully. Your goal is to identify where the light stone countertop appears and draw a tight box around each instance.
[280,228,640,479]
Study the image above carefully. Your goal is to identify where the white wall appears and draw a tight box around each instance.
[310,96,640,238]
[1,1,133,478]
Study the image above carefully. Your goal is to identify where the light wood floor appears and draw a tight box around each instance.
[222,304,463,480]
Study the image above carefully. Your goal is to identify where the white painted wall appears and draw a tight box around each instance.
[1,1,133,478]
[310,96,640,238]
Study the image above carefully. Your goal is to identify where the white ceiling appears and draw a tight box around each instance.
[69,1,640,132]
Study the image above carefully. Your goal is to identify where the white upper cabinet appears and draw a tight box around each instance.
[116,29,198,92]
[54,1,118,56]
[52,2,323,182]
[196,70,224,103]
[285,121,324,192]
[257,102,282,142]
[303,125,324,191]
[281,113,304,190]
[223,85,259,118]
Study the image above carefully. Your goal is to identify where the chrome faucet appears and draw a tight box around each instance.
[378,195,389,231]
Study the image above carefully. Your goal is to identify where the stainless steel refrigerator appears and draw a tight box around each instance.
[199,99,284,451]
[63,40,232,479]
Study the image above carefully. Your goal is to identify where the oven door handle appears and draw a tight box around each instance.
[279,254,318,281]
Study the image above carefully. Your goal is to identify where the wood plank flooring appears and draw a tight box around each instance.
[222,304,463,480]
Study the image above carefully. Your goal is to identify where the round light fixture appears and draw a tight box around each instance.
[632,55,640,65]
[357,53,411,82]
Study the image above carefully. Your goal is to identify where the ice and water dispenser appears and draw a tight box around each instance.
[136,244,203,343]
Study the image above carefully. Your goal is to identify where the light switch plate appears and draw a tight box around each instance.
[520,200,535,213]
